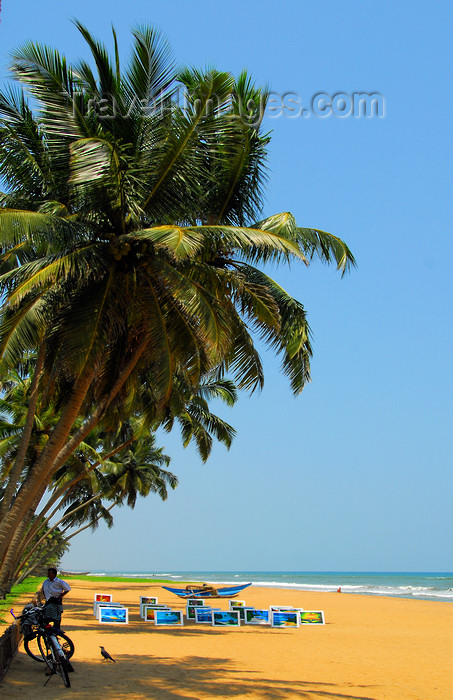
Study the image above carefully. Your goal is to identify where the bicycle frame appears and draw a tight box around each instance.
[12,606,73,686]
[42,624,71,687]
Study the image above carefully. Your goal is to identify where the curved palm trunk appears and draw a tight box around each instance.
[0,342,46,519]
[20,436,135,555]
[15,492,102,578]
[0,477,55,596]
[0,519,31,597]
[0,339,148,590]
[14,503,116,586]
[0,366,97,569]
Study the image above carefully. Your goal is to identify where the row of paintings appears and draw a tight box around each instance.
[96,604,324,627]
[93,592,325,626]
[94,593,128,624]
[186,606,324,626]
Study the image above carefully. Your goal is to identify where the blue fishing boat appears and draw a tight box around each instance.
[162,582,252,598]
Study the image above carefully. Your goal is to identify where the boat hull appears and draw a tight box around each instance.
[162,583,252,598]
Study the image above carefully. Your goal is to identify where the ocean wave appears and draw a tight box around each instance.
[82,571,453,601]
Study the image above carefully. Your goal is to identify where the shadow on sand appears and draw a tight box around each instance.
[1,649,379,699]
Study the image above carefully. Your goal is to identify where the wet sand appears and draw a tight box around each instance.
[1,579,452,699]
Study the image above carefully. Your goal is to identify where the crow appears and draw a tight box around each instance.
[100,646,116,662]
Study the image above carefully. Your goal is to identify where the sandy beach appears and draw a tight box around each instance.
[1,579,452,699]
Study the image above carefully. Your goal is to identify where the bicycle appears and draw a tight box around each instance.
[12,604,75,687]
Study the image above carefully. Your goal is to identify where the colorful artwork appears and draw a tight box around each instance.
[231,606,254,621]
[140,596,158,605]
[142,604,169,620]
[186,605,208,620]
[195,608,214,623]
[94,601,122,616]
[269,606,303,612]
[299,611,325,625]
[154,610,183,626]
[212,610,240,627]
[140,603,168,618]
[95,593,112,602]
[98,607,128,624]
[244,609,270,625]
[271,611,300,628]
[229,600,245,609]
[187,598,205,606]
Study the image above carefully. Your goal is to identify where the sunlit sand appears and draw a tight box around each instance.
[1,579,452,699]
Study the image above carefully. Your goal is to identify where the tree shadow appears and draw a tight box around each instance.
[68,653,379,699]
[0,647,380,699]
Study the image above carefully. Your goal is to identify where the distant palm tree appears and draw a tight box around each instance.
[1,365,238,586]
[0,22,354,593]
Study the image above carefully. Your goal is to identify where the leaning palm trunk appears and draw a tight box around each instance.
[0,366,97,566]
[0,343,46,519]
[14,492,101,579]
[14,503,115,586]
[19,436,136,556]
[0,342,147,586]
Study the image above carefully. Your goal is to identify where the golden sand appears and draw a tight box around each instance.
[1,579,452,699]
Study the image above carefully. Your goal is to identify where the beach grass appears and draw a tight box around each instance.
[0,577,41,624]
[1,575,193,624]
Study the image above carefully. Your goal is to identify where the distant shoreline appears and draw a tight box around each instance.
[59,570,453,602]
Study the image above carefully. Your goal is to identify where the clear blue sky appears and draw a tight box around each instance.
[2,1,452,572]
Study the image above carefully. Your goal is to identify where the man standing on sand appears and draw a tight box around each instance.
[36,567,71,626]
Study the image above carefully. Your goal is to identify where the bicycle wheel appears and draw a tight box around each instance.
[37,633,53,669]
[24,634,45,662]
[38,635,71,687]
[36,631,75,661]
[57,656,71,688]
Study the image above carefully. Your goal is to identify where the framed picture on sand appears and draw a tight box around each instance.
[299,611,325,625]
[98,607,128,624]
[212,611,240,627]
[195,608,214,623]
[229,600,245,609]
[154,610,183,626]
[271,611,300,628]
[94,593,112,602]
[140,603,168,618]
[231,606,253,621]
[140,596,158,606]
[186,605,204,620]
[187,598,205,606]
[95,602,123,616]
[269,606,303,613]
[143,605,170,622]
[244,609,269,625]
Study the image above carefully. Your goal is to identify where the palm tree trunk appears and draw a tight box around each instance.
[0,366,97,566]
[15,492,102,579]
[0,519,29,597]
[0,342,46,519]
[0,338,148,583]
[51,338,148,475]
[14,503,116,586]
[20,435,135,555]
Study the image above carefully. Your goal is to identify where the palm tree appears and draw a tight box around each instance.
[0,366,238,588]
[0,22,354,593]
[14,434,177,583]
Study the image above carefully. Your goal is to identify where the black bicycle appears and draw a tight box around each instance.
[13,604,75,687]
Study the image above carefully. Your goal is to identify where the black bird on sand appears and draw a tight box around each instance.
[100,646,116,662]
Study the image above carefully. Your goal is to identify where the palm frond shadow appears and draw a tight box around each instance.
[71,653,379,699]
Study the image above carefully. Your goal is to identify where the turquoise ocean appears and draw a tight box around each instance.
[87,571,453,602]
